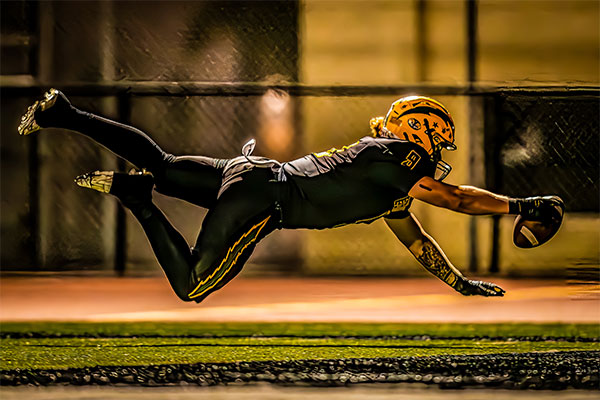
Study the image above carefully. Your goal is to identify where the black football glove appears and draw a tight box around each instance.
[454,279,505,297]
[509,196,564,222]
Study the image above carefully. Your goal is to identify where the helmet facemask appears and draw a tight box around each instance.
[433,149,452,181]
[426,120,456,181]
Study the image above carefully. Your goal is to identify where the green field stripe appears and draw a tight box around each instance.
[2,322,599,339]
[2,336,599,370]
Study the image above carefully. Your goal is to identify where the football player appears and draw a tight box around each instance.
[19,90,562,302]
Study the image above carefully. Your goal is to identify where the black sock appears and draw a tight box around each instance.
[109,173,154,212]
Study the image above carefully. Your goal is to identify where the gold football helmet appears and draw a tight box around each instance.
[372,96,457,180]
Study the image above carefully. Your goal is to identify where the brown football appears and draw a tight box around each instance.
[513,199,565,249]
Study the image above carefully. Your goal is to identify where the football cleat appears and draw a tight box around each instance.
[74,171,115,194]
[18,101,42,136]
[74,169,153,194]
[18,88,70,136]
[75,169,154,210]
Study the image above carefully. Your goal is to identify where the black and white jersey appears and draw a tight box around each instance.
[280,136,435,229]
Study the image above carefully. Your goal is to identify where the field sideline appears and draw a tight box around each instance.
[2,277,598,322]
[1,277,598,389]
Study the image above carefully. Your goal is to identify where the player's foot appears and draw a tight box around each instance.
[75,169,154,208]
[74,170,115,193]
[18,88,73,135]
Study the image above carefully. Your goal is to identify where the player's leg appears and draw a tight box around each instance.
[76,170,196,300]
[152,155,227,209]
[76,167,279,302]
[186,168,280,302]
[18,89,224,208]
[19,89,171,171]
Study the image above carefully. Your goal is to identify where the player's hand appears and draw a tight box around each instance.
[512,196,564,222]
[455,279,505,297]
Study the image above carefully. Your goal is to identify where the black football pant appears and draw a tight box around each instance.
[51,107,280,302]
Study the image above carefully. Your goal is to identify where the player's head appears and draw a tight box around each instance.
[370,96,456,180]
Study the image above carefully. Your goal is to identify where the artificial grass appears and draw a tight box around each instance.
[2,336,599,370]
[2,321,599,339]
[1,322,598,370]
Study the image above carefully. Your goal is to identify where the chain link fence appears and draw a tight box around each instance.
[1,0,598,274]
[486,93,599,212]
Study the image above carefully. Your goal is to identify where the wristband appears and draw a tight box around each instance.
[508,198,522,214]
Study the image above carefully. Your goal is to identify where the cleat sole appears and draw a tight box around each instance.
[18,101,41,136]
[17,88,60,136]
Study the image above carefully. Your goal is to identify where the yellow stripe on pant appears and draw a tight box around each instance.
[188,215,271,299]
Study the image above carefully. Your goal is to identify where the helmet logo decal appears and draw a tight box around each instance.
[402,107,455,134]
[407,118,421,130]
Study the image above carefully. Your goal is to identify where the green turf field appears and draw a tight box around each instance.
[1,322,598,370]
[3,321,600,339]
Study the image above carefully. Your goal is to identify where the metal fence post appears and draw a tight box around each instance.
[114,92,130,275]
[466,0,480,273]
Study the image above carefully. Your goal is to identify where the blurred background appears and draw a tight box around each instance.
[1,0,598,280]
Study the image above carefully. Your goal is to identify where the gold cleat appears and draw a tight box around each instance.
[74,171,114,194]
[18,88,61,136]
[18,101,41,136]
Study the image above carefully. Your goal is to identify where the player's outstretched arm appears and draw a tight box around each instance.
[384,213,505,297]
[408,176,510,215]
[408,176,564,221]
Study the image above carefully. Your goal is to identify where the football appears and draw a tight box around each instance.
[513,197,565,248]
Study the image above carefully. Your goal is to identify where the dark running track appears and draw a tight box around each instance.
[2,351,599,389]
